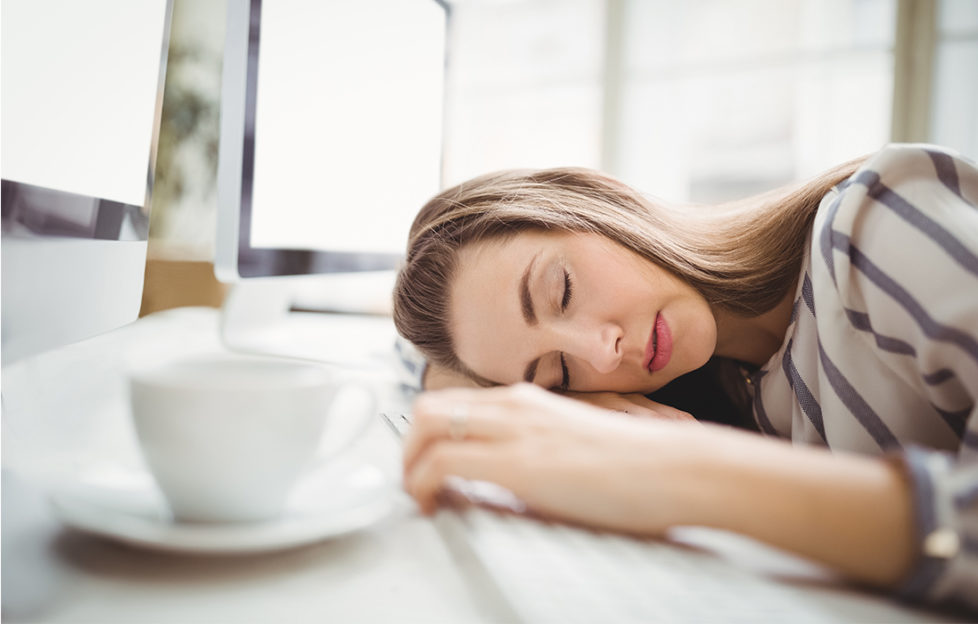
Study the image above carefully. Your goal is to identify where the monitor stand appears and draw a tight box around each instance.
[1,235,147,366]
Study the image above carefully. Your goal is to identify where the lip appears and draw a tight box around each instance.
[643,313,673,374]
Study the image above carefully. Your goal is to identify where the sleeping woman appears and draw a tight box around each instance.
[392,143,978,612]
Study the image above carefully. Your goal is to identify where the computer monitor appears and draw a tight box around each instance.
[1,0,173,365]
[215,0,446,280]
[215,0,446,360]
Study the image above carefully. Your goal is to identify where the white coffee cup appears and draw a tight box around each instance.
[128,354,375,523]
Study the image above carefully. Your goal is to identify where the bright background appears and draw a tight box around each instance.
[148,0,978,259]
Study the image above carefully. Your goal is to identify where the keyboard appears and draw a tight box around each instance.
[381,412,838,623]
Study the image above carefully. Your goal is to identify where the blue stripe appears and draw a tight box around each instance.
[750,370,779,436]
[843,308,916,356]
[953,480,978,509]
[816,338,900,450]
[844,309,960,388]
[897,447,948,601]
[899,550,945,602]
[843,310,967,440]
[788,296,799,325]
[801,273,815,317]
[801,273,898,449]
[394,340,419,374]
[931,405,970,440]
[963,534,978,556]
[856,169,978,278]
[819,192,846,285]
[922,368,955,385]
[781,341,826,442]
[925,149,970,206]
[833,232,978,366]
[963,429,978,452]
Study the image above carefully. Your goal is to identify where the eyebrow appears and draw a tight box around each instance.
[520,254,542,383]
[520,254,539,327]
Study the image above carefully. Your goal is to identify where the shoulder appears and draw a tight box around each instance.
[812,144,978,304]
[819,143,978,221]
[815,143,977,235]
[855,142,975,186]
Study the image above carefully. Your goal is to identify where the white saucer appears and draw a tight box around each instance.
[48,460,395,554]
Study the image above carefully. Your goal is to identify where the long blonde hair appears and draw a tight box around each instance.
[393,160,864,380]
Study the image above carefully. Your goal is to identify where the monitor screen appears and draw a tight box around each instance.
[1,0,172,364]
[216,0,447,280]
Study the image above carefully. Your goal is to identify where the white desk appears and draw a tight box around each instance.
[0,308,966,623]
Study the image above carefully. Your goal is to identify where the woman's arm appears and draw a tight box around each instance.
[402,383,914,588]
[675,421,915,587]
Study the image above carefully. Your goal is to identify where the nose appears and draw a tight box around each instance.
[561,321,623,374]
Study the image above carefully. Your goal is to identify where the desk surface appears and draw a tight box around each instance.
[0,307,965,623]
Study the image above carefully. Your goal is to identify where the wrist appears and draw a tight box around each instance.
[613,422,724,531]
[656,424,753,529]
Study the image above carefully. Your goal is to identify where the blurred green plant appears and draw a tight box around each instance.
[149,39,222,249]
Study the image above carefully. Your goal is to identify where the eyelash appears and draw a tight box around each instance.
[558,269,573,391]
[561,269,573,311]
[557,269,574,392]
[557,353,570,392]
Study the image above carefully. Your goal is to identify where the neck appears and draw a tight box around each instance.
[712,287,796,367]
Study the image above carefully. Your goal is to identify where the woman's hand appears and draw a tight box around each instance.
[402,383,698,534]
[402,384,916,588]
[403,384,918,590]
[563,391,696,422]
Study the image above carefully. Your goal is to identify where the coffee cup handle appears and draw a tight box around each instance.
[309,381,377,468]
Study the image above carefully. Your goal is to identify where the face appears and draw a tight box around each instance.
[449,230,718,394]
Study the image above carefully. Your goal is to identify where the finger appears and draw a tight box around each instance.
[402,393,510,473]
[404,439,514,514]
[403,383,563,472]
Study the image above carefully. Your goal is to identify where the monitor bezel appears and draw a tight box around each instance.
[215,0,448,281]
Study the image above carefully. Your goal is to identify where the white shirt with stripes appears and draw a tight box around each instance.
[747,143,978,611]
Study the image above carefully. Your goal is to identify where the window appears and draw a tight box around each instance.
[443,0,606,185]
[616,0,895,202]
[149,0,977,259]
[931,0,978,157]
[443,0,974,205]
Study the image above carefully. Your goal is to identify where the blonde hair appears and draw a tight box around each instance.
[393,160,864,381]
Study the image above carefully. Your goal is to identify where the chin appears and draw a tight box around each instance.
[636,375,677,395]
[650,357,708,394]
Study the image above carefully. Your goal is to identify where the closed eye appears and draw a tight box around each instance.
[561,269,573,311]
[556,353,570,391]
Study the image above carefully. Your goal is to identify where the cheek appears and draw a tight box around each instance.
[687,303,718,365]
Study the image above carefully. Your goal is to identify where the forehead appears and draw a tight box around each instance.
[449,230,566,383]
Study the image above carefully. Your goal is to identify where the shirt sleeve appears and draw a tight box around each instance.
[820,143,978,611]
[394,334,428,395]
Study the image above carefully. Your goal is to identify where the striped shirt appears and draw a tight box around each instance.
[748,143,978,611]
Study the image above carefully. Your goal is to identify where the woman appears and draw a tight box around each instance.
[392,143,978,612]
